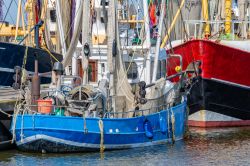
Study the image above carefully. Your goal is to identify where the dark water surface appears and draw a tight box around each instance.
[0,127,250,166]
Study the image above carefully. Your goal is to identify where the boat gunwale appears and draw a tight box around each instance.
[15,101,186,121]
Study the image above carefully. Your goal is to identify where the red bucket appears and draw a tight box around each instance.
[37,99,53,114]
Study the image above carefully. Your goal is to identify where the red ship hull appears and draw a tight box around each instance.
[167,40,250,127]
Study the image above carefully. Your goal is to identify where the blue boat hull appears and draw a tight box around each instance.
[11,102,187,153]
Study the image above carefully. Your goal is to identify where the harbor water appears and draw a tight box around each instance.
[0,127,250,166]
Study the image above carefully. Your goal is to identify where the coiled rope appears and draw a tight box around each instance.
[98,119,105,153]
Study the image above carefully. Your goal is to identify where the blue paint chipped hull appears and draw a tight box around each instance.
[11,102,187,153]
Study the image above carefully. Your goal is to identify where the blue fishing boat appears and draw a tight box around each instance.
[9,0,192,153]
[11,101,187,153]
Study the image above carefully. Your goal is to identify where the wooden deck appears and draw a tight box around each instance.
[0,87,20,113]
[0,87,20,103]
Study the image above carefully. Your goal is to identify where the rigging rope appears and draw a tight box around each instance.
[0,108,12,117]
[12,45,29,143]
[83,111,88,134]
[171,108,175,143]
[21,46,29,84]
[11,100,25,143]
[20,109,25,143]
[3,2,15,23]
[98,119,105,153]
[41,46,59,62]
[176,0,189,41]
[167,108,170,141]
[0,0,15,31]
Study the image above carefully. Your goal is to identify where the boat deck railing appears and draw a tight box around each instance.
[103,103,175,118]
[104,88,182,118]
[16,94,181,119]
[16,84,182,119]
[16,100,177,118]
[184,20,250,40]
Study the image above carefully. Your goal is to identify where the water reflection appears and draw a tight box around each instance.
[1,127,250,166]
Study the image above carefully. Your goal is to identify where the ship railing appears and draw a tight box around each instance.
[104,87,182,118]
[16,83,182,119]
[103,103,176,118]
[17,104,88,114]
[184,19,250,40]
[15,98,179,119]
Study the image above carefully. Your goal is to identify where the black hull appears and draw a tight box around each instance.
[0,121,13,150]
[188,78,250,120]
[0,42,62,86]
[18,140,99,153]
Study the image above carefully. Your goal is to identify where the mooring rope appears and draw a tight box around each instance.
[171,108,175,143]
[167,109,170,141]
[98,119,105,153]
[20,110,25,143]
[41,46,59,62]
[83,112,88,134]
[0,108,12,117]
[21,46,28,83]
[11,102,23,143]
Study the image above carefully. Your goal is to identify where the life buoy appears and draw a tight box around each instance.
[144,119,153,139]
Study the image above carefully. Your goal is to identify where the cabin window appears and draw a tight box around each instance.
[124,62,138,80]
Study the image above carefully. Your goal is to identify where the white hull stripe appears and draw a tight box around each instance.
[0,67,14,73]
[0,67,51,78]
[211,78,250,89]
[16,134,182,149]
[189,110,241,122]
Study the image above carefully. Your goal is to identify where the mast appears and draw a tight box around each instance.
[25,0,35,46]
[82,0,92,85]
[152,0,166,83]
[61,0,83,69]
[107,0,116,112]
[202,0,210,37]
[41,0,54,51]
[55,0,67,56]
[72,0,81,76]
[225,0,232,34]
[143,0,152,84]
[15,0,26,44]
[160,0,185,48]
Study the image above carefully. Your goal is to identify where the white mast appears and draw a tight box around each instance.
[15,0,26,44]
[61,0,82,69]
[143,0,152,84]
[55,0,67,57]
[82,0,92,85]
[107,0,116,112]
[72,0,81,76]
[152,0,166,83]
